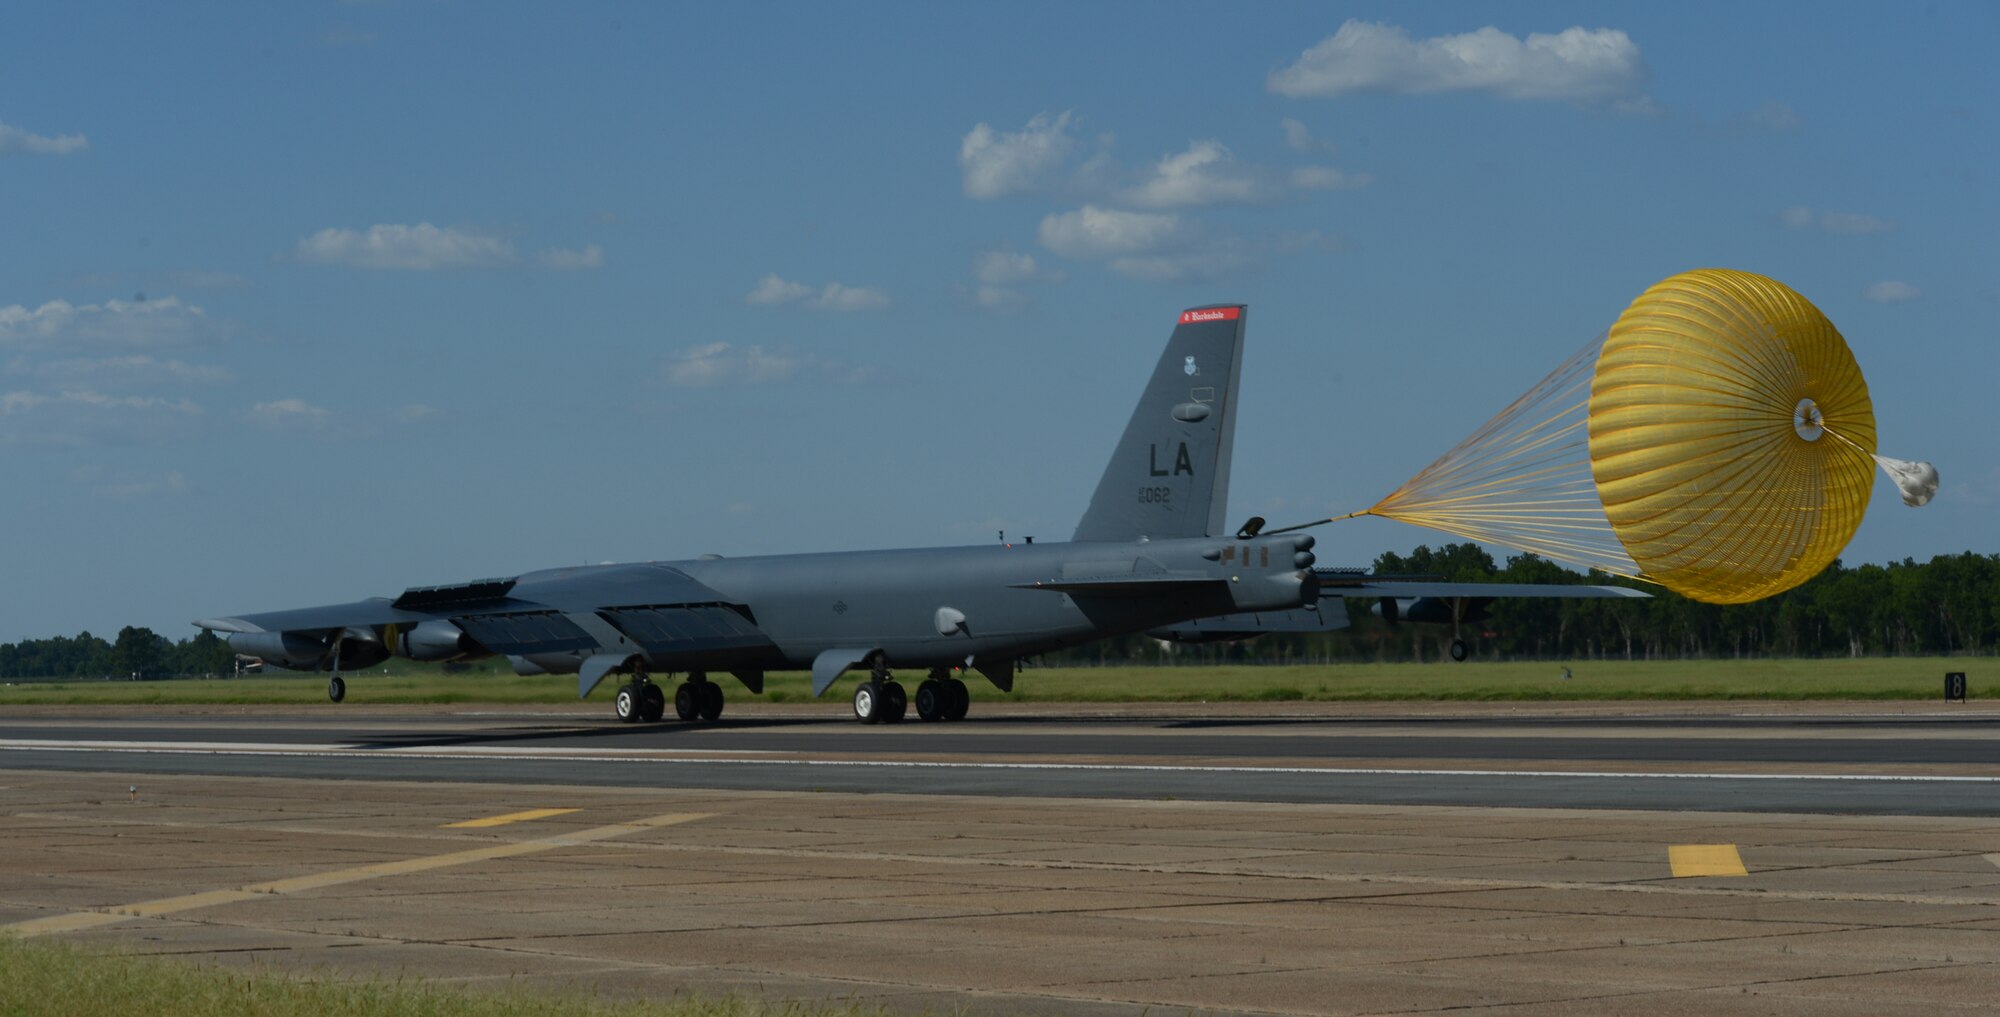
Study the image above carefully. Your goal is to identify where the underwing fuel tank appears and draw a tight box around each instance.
[225,631,329,670]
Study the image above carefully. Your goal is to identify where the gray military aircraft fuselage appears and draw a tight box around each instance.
[199,304,1644,723]
[202,306,1323,723]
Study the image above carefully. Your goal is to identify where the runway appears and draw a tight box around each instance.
[2,705,1997,815]
[5,703,1998,1015]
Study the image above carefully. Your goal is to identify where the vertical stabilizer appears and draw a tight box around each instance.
[1073,305,1246,542]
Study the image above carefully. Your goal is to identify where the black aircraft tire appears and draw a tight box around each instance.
[639,683,667,722]
[1450,639,1469,663]
[698,681,724,721]
[914,681,944,722]
[327,676,346,703]
[945,678,970,721]
[882,681,907,723]
[614,684,642,724]
[673,682,699,722]
[852,681,882,724]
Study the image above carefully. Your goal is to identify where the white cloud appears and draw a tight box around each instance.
[0,296,209,350]
[745,274,815,305]
[960,111,1076,199]
[1280,118,1330,153]
[295,223,517,270]
[1290,166,1373,190]
[744,275,890,311]
[537,244,604,270]
[1123,140,1276,208]
[812,283,891,312]
[0,120,88,156]
[249,398,331,428]
[1268,20,1649,104]
[1038,206,1185,259]
[1863,281,1921,303]
[1780,206,1896,235]
[661,342,868,388]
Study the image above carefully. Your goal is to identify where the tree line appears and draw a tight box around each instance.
[1045,545,2000,665]
[0,627,234,680]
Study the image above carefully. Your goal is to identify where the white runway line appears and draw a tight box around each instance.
[2,738,1998,783]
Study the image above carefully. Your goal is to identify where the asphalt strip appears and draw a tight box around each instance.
[3,739,1997,783]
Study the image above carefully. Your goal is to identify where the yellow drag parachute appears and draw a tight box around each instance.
[1310,268,1933,605]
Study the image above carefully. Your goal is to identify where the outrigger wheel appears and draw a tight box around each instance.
[327,675,346,703]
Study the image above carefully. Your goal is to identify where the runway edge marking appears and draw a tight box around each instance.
[3,811,707,938]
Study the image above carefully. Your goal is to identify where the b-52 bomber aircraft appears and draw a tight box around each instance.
[198,305,1646,724]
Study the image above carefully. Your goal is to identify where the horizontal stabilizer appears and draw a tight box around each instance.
[1329,581,1651,599]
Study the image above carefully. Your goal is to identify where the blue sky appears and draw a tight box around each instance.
[2,3,1993,642]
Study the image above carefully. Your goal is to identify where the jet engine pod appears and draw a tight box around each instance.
[393,619,489,662]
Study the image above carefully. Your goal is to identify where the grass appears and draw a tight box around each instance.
[0,935,903,1017]
[0,656,1983,706]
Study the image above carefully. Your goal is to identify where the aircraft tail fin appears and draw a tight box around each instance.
[1072,305,1246,542]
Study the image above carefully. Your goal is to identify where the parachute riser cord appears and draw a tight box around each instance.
[1263,510,1371,536]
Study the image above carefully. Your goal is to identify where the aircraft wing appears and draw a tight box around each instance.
[195,562,778,690]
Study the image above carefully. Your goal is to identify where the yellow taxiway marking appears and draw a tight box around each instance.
[4,811,707,938]
[443,807,580,828]
[1669,843,1748,878]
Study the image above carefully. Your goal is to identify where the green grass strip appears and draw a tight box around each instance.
[0,935,903,1017]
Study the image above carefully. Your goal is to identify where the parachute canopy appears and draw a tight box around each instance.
[1586,269,1876,603]
[1314,268,1934,605]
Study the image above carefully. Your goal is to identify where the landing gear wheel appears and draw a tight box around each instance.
[944,678,970,721]
[881,681,907,723]
[674,682,699,721]
[327,675,346,703]
[614,683,642,723]
[697,681,724,721]
[639,682,667,722]
[915,680,945,722]
[1449,638,1469,662]
[853,680,885,724]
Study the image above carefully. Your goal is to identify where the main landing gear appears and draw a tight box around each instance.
[914,667,969,722]
[852,657,907,724]
[615,672,723,724]
[855,662,968,724]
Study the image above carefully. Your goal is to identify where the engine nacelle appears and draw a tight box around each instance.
[393,619,489,662]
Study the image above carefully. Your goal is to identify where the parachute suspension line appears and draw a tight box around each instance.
[1360,333,1643,578]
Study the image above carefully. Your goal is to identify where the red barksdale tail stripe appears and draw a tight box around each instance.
[1179,307,1240,324]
